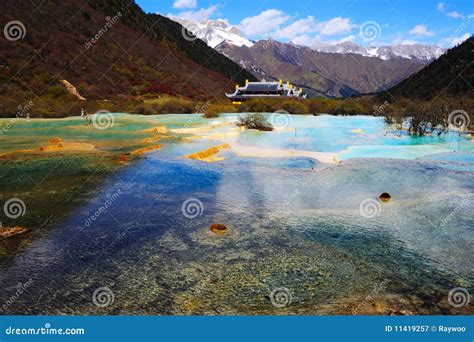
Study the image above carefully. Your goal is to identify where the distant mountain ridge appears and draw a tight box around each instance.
[311,41,445,62]
[382,36,474,100]
[216,39,426,98]
[175,18,444,63]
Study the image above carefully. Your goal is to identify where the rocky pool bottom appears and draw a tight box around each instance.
[0,114,472,315]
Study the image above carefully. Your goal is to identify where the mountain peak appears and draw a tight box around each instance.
[311,41,445,62]
[172,18,253,48]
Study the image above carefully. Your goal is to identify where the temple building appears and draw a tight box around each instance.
[226,79,306,103]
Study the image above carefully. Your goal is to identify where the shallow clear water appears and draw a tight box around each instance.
[0,114,473,315]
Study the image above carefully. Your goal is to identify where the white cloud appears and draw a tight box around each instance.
[437,2,446,12]
[339,35,356,42]
[291,34,317,46]
[168,5,218,21]
[273,15,356,42]
[441,33,470,47]
[173,0,197,9]
[316,17,356,36]
[447,11,464,19]
[409,24,435,36]
[239,9,290,36]
[401,39,418,45]
[274,16,316,40]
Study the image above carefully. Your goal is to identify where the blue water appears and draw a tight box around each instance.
[0,114,473,315]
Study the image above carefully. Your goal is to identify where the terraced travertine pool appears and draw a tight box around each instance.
[0,113,473,315]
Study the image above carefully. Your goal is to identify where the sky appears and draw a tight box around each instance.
[136,0,473,47]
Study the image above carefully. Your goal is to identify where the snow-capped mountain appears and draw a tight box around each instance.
[310,41,445,62]
[175,18,253,48]
[172,17,443,63]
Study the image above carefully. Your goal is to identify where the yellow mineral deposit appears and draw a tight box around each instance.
[184,143,230,162]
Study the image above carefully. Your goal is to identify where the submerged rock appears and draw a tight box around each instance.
[117,154,128,162]
[0,226,28,241]
[379,193,392,202]
[49,137,64,144]
[210,223,228,234]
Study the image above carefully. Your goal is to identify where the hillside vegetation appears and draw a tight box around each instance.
[0,0,255,117]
